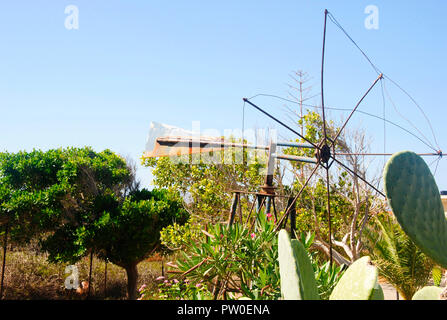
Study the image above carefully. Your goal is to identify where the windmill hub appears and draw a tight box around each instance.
[316,144,331,164]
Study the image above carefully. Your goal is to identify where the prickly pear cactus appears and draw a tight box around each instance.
[277,229,320,300]
[383,151,447,268]
[370,284,385,300]
[412,286,444,300]
[329,256,379,300]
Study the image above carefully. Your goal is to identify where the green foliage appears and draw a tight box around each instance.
[42,188,189,268]
[143,109,378,269]
[140,276,213,300]
[142,141,265,223]
[0,150,68,242]
[90,189,189,268]
[383,150,447,269]
[295,231,346,300]
[364,213,434,300]
[313,260,346,300]
[432,266,443,287]
[0,147,132,243]
[292,176,354,244]
[329,256,380,300]
[160,221,202,251]
[175,210,281,300]
[284,111,373,249]
[1,147,188,299]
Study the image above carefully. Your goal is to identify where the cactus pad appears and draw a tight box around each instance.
[412,286,444,300]
[383,151,447,268]
[329,256,379,300]
[277,229,320,300]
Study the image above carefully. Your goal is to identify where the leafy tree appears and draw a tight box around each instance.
[0,147,133,244]
[43,188,189,299]
[0,149,71,243]
[142,142,267,223]
[0,147,189,299]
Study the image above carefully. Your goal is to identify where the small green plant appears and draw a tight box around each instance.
[432,266,443,287]
[314,260,346,300]
[160,220,202,251]
[174,210,280,300]
[139,276,213,300]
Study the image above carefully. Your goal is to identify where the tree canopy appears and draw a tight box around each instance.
[0,147,189,299]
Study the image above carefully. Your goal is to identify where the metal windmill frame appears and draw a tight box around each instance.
[234,9,443,265]
[144,9,443,268]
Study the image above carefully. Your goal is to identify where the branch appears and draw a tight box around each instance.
[311,239,351,266]
[331,234,354,261]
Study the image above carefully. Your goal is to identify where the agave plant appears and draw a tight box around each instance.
[364,213,434,300]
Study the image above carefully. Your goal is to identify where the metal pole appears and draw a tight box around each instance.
[0,223,9,299]
[325,166,333,266]
[335,152,441,157]
[87,250,93,299]
[228,192,239,226]
[243,98,319,150]
[321,9,329,144]
[331,73,383,145]
[331,157,386,198]
[265,196,272,216]
[288,198,297,239]
[104,260,107,299]
[275,164,320,232]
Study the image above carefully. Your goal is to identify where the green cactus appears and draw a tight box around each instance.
[277,229,320,300]
[383,151,447,269]
[277,229,383,300]
[329,256,380,300]
[412,286,444,300]
[370,284,385,300]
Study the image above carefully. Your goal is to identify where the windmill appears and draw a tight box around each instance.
[144,9,443,266]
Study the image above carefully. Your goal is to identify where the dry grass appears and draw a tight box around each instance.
[0,244,164,300]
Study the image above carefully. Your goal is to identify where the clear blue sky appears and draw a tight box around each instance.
[1,1,446,190]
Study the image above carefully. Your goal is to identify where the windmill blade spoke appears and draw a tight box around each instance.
[321,9,329,144]
[274,163,321,232]
[331,156,386,198]
[243,98,319,149]
[335,152,441,157]
[330,73,383,146]
[325,166,333,265]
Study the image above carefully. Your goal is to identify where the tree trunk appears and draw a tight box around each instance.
[125,263,139,300]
